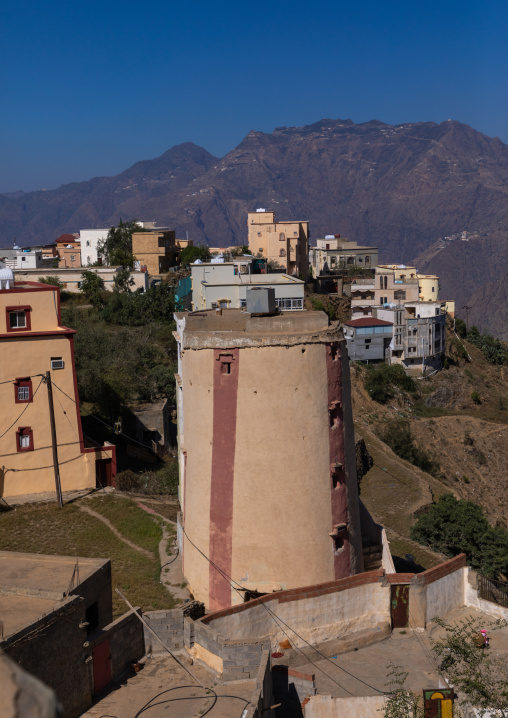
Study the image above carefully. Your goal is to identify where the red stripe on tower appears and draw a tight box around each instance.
[326,342,351,579]
[209,348,240,611]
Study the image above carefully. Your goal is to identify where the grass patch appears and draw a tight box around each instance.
[87,495,162,554]
[0,500,176,617]
[412,401,453,418]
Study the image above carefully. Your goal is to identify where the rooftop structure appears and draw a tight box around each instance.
[310,235,379,278]
[191,259,304,311]
[343,317,393,363]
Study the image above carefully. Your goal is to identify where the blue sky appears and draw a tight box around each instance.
[1,0,506,193]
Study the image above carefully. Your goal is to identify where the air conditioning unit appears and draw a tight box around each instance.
[50,359,64,370]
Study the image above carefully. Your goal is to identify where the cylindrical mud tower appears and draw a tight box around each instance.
[174,309,363,611]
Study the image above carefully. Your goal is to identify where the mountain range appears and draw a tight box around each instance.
[3,117,508,335]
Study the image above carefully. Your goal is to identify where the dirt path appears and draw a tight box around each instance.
[77,503,153,558]
[134,500,191,602]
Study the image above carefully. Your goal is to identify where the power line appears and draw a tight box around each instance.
[181,524,386,697]
[0,377,44,441]
[50,379,158,452]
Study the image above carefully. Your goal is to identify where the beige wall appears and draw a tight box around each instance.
[180,340,345,607]
[180,347,214,604]
[304,695,387,718]
[0,334,96,497]
[247,211,309,278]
[205,580,390,647]
[418,275,440,301]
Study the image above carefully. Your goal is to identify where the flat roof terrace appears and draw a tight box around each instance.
[175,309,343,349]
[0,551,108,597]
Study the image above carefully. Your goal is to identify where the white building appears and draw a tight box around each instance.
[80,222,158,266]
[191,258,305,311]
[14,250,55,270]
[80,229,108,266]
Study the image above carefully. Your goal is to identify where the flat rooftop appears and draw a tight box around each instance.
[0,551,108,597]
[201,274,303,287]
[0,593,60,638]
[175,309,343,349]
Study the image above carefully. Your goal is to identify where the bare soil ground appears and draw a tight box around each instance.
[350,331,508,565]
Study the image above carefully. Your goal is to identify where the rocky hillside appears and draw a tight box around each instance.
[353,326,508,568]
[413,228,508,340]
[4,118,508,263]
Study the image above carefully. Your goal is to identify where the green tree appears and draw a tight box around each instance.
[98,219,142,267]
[113,266,134,293]
[231,245,251,256]
[180,245,211,265]
[378,418,439,476]
[431,616,508,717]
[410,494,508,579]
[364,363,417,403]
[80,270,106,308]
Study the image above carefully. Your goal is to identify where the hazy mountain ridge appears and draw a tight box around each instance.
[3,118,508,335]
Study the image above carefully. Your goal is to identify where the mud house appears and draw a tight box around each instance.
[132,226,180,275]
[0,269,115,499]
[247,209,309,279]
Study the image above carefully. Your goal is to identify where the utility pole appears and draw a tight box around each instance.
[462,305,471,331]
[44,371,63,508]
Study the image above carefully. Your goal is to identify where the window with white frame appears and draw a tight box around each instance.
[275,298,304,310]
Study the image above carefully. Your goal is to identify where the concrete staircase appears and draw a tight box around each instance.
[362,543,383,572]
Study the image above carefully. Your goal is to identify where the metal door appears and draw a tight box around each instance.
[390,584,409,628]
[92,638,111,693]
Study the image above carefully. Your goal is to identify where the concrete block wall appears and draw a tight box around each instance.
[244,650,275,718]
[143,608,185,652]
[70,559,112,630]
[106,610,145,679]
[184,616,271,681]
[1,595,92,718]
[221,638,271,681]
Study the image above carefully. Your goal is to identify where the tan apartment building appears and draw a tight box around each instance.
[351,265,420,317]
[0,269,115,498]
[310,235,378,277]
[247,209,309,279]
[174,307,365,611]
[132,228,179,275]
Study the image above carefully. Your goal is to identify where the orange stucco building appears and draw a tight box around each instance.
[174,309,365,611]
[247,210,309,279]
[0,271,115,499]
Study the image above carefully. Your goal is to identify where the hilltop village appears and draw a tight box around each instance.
[0,211,507,718]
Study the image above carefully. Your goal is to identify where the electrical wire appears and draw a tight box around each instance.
[181,524,387,697]
[0,373,44,386]
[133,686,250,717]
[0,376,44,440]
[50,379,158,451]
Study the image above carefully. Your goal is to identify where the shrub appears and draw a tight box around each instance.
[471,390,481,404]
[378,418,440,476]
[364,364,417,404]
[410,493,508,579]
[463,431,474,446]
[455,317,467,338]
[116,460,179,495]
